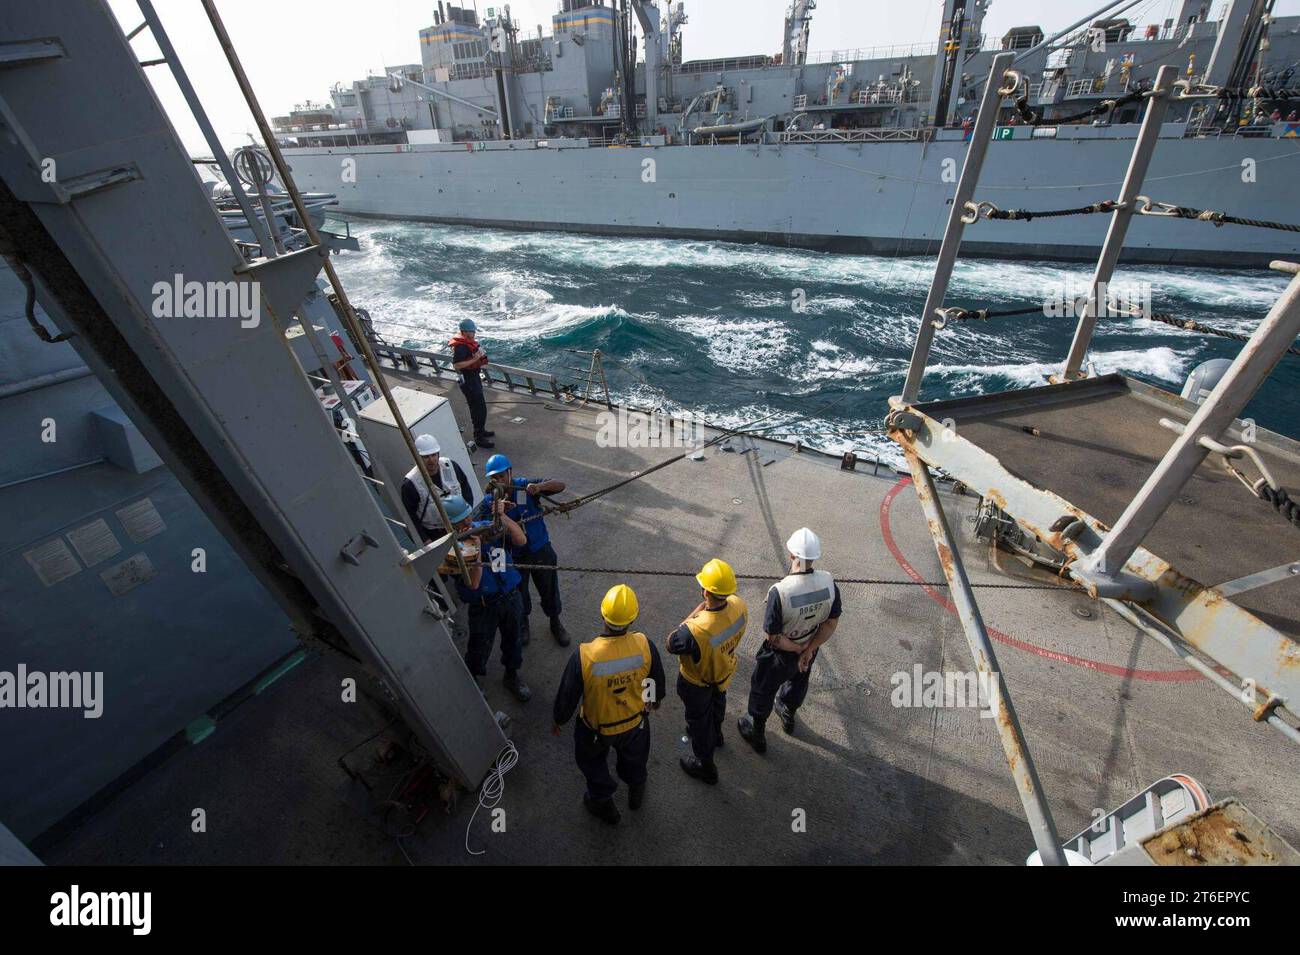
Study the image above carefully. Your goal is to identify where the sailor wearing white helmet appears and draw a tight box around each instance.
[737,527,842,754]
[400,433,474,543]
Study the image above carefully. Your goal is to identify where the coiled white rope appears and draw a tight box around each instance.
[465,741,519,856]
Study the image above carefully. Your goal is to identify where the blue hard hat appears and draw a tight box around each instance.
[484,453,512,478]
[458,318,477,333]
[443,495,473,523]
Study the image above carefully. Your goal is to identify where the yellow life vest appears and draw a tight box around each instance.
[679,595,748,690]
[579,631,653,735]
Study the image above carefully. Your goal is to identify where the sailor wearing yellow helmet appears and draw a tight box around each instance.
[665,558,748,785]
[551,584,665,825]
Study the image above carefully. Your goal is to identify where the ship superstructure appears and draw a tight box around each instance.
[267,0,1300,265]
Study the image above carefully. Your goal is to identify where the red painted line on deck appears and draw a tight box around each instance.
[879,477,1203,683]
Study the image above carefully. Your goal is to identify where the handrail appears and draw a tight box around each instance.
[371,342,562,398]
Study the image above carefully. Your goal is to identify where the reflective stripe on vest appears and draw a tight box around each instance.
[405,460,462,532]
[679,595,748,690]
[579,632,652,735]
[772,569,835,644]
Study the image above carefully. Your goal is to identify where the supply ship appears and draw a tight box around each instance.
[1,0,1298,873]
[270,0,1300,266]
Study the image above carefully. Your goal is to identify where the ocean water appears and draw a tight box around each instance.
[331,219,1300,462]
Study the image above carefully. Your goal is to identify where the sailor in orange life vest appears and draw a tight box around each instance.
[449,318,494,449]
[552,584,666,825]
[737,527,842,754]
[666,558,748,785]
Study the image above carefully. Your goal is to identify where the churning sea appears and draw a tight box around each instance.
[331,219,1299,462]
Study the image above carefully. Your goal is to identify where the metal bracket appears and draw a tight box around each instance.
[0,38,67,68]
[339,531,379,566]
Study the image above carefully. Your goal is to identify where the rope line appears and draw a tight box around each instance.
[1011,90,1144,127]
[506,561,1073,590]
[1147,312,1300,357]
[1259,485,1300,531]
[983,199,1119,222]
[1138,201,1300,233]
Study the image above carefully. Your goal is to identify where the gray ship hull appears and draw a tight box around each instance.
[283,126,1300,266]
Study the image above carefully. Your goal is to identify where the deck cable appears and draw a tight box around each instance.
[937,301,1300,357]
[504,563,1074,591]
[978,199,1121,222]
[1131,198,1300,233]
[1011,90,1144,127]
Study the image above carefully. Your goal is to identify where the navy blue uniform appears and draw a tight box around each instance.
[747,580,843,722]
[455,522,525,677]
[452,341,489,439]
[478,477,562,623]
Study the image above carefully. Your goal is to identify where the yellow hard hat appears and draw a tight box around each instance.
[695,558,737,596]
[600,584,639,627]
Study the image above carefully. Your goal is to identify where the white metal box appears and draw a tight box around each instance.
[357,385,480,505]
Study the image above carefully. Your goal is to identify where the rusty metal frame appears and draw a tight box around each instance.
[882,55,1300,862]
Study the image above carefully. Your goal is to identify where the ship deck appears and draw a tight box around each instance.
[917,374,1300,639]
[42,371,1300,865]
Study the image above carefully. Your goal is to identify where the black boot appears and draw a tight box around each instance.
[475,434,495,449]
[481,430,496,438]
[775,699,796,735]
[550,617,570,647]
[679,755,718,785]
[628,784,645,811]
[584,794,620,825]
[503,671,532,702]
[737,714,767,754]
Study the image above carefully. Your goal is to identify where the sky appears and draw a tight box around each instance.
[109,0,1300,155]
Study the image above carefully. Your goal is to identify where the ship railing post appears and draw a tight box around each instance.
[900,52,1014,405]
[1061,65,1176,380]
[1082,266,1300,577]
[905,451,1067,865]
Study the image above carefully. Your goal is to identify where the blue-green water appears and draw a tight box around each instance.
[333,220,1299,460]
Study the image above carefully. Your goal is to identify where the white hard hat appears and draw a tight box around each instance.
[415,433,440,455]
[785,527,821,561]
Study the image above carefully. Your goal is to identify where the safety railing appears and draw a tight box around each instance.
[370,341,562,398]
[776,127,926,143]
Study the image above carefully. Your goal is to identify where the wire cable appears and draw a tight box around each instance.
[465,740,518,857]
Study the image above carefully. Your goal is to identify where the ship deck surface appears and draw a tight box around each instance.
[918,374,1300,639]
[44,372,1300,865]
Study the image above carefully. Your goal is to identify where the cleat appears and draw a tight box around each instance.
[679,755,718,785]
[737,714,766,754]
[550,617,570,647]
[584,794,620,825]
[503,672,532,702]
[628,784,645,810]
[775,700,796,735]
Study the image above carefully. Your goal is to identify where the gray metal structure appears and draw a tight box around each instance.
[886,54,1300,863]
[0,0,506,791]
[266,0,1300,266]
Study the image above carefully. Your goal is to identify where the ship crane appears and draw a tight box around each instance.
[782,0,815,67]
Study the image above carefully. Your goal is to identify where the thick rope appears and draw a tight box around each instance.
[984,199,1119,222]
[1151,204,1300,234]
[1147,313,1300,357]
[1011,90,1144,127]
[509,562,1072,591]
